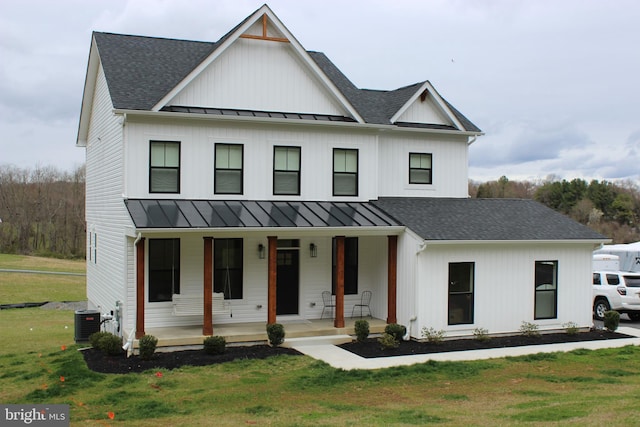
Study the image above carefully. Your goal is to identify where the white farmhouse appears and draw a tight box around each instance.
[76,5,607,346]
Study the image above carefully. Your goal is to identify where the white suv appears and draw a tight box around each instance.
[593,270,640,321]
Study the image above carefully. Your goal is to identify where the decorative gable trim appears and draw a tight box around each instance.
[389,81,465,131]
[239,13,289,43]
[151,5,364,123]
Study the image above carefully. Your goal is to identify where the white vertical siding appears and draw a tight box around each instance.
[140,233,393,327]
[411,243,594,339]
[168,38,347,116]
[125,118,466,201]
[125,119,383,201]
[378,133,470,198]
[396,95,451,125]
[85,63,131,333]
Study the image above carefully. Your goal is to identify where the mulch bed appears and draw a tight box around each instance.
[82,329,635,374]
[82,345,301,374]
[339,328,634,358]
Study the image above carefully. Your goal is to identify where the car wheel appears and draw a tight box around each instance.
[628,312,640,322]
[594,298,610,321]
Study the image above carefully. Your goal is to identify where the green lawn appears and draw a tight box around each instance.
[0,255,86,304]
[2,255,640,425]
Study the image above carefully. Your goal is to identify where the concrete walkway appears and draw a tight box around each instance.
[288,326,640,370]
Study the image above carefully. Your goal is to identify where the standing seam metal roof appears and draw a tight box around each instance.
[124,199,401,229]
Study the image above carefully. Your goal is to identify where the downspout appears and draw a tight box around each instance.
[407,241,428,339]
[123,232,142,357]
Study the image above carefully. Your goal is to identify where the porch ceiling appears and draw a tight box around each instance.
[125,199,401,230]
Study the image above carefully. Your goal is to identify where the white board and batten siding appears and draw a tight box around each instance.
[124,119,381,201]
[124,118,464,201]
[167,38,348,117]
[377,133,470,198]
[395,94,452,126]
[137,233,392,328]
[85,63,132,321]
[410,242,594,339]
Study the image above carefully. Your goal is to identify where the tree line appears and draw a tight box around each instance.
[0,164,85,258]
[1,164,638,258]
[470,176,640,243]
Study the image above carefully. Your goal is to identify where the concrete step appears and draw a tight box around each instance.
[282,334,353,348]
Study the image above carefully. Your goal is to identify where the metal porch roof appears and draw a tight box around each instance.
[124,199,401,229]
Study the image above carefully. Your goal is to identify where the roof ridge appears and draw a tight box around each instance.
[93,31,215,46]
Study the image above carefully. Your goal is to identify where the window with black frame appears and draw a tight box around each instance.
[273,146,300,195]
[215,144,243,194]
[534,260,557,319]
[150,141,180,193]
[448,262,474,325]
[148,238,180,302]
[333,148,358,196]
[214,238,243,299]
[331,237,358,295]
[409,152,432,184]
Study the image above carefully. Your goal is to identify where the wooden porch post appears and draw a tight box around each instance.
[267,236,277,324]
[387,235,398,324]
[203,237,213,336]
[135,237,145,339]
[335,236,345,328]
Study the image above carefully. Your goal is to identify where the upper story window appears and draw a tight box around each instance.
[409,153,432,184]
[150,141,180,193]
[215,143,243,194]
[273,146,301,195]
[333,148,358,196]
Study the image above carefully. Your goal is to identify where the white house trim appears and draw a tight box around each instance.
[151,5,365,123]
[390,81,465,130]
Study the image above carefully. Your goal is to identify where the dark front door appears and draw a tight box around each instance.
[276,249,299,315]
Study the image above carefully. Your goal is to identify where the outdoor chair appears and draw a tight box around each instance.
[321,291,335,319]
[351,290,372,318]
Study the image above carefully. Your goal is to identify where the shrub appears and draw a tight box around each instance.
[519,321,540,338]
[378,332,399,350]
[473,327,490,342]
[89,331,111,348]
[562,322,580,335]
[266,323,285,346]
[354,319,370,342]
[384,323,406,341]
[139,334,158,360]
[98,333,123,356]
[421,327,446,344]
[604,310,620,332]
[203,336,226,355]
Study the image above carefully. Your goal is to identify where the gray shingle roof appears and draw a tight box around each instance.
[92,31,481,132]
[93,32,217,110]
[372,198,607,241]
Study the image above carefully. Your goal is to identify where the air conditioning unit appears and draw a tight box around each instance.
[74,309,100,342]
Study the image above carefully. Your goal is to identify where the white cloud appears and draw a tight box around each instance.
[0,0,638,185]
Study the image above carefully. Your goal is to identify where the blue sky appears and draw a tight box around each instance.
[1,0,638,183]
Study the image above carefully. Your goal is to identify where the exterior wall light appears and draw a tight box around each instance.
[258,243,265,259]
[309,243,317,258]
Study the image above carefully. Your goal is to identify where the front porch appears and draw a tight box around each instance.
[137,317,388,349]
